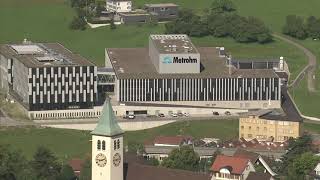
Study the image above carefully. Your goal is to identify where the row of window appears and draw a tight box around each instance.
[97,139,121,150]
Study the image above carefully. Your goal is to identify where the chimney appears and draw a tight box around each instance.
[279,56,284,71]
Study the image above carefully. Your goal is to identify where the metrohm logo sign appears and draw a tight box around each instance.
[162,56,198,64]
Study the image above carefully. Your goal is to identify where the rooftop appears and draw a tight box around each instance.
[211,155,250,175]
[107,47,279,79]
[145,3,178,8]
[0,43,94,68]
[153,135,193,146]
[91,98,124,137]
[150,34,198,54]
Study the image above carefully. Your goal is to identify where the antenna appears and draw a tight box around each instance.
[228,54,232,76]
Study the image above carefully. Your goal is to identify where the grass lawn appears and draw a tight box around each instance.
[0,119,238,160]
[289,39,320,118]
[0,0,307,79]
[0,120,319,161]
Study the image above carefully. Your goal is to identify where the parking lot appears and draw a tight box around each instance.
[120,111,239,122]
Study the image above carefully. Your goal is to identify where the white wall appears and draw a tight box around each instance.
[106,0,131,12]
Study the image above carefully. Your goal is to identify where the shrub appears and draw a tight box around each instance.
[69,16,87,30]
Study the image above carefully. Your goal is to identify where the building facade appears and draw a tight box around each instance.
[106,0,132,13]
[104,34,283,115]
[239,114,301,142]
[0,42,98,119]
[144,3,179,21]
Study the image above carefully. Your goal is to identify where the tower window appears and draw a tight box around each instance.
[102,140,106,150]
[114,140,117,150]
[97,140,101,150]
[117,139,120,149]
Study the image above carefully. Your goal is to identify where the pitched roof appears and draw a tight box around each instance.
[68,158,84,171]
[154,136,193,145]
[246,172,272,180]
[211,155,250,175]
[233,148,260,163]
[124,162,209,180]
[91,98,124,136]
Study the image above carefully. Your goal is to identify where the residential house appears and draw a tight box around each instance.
[106,0,132,13]
[211,155,255,180]
[144,3,179,21]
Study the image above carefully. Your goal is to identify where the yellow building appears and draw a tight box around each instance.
[239,110,302,142]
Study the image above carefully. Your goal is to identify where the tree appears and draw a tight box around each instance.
[276,134,313,175]
[282,15,308,39]
[79,159,91,180]
[165,9,207,37]
[31,146,61,180]
[110,17,116,30]
[287,152,320,180]
[70,16,87,30]
[127,142,144,155]
[57,164,76,180]
[146,157,159,166]
[161,146,200,171]
[306,16,320,39]
[210,0,236,14]
[0,145,35,180]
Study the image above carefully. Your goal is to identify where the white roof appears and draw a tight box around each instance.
[315,163,320,171]
[10,45,45,55]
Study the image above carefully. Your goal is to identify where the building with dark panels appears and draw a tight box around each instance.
[0,41,99,119]
[144,3,179,21]
[104,34,284,116]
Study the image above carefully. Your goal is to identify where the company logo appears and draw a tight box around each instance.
[162,56,173,64]
[162,56,198,64]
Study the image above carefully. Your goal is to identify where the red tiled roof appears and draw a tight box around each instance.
[69,158,84,172]
[154,136,192,145]
[211,155,250,175]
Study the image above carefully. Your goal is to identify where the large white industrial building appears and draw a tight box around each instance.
[103,34,287,116]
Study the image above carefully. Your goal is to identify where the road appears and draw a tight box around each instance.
[273,33,317,92]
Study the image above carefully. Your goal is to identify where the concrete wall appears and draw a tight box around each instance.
[149,36,160,72]
[42,119,175,131]
[113,104,248,116]
[130,100,281,110]
[12,58,29,103]
[0,54,9,93]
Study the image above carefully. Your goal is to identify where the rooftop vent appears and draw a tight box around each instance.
[10,45,45,55]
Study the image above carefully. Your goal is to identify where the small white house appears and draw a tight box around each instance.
[106,0,132,13]
[315,163,320,176]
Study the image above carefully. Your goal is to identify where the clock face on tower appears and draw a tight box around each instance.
[113,153,121,167]
[95,153,107,167]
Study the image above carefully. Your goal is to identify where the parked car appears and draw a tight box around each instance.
[183,112,190,117]
[170,113,178,117]
[158,113,165,117]
[128,114,135,119]
[225,111,231,116]
[213,112,219,116]
[177,112,184,117]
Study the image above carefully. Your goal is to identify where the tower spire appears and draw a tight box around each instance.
[91,98,124,137]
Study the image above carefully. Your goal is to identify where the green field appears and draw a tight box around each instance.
[290,39,320,118]
[0,120,319,161]
[0,0,307,78]
[0,120,238,160]
[0,0,319,117]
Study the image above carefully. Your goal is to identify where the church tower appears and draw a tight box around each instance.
[91,99,124,180]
